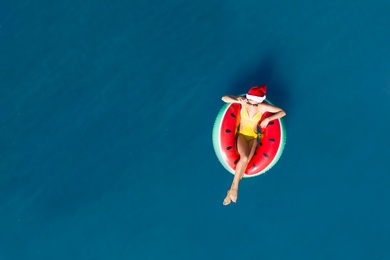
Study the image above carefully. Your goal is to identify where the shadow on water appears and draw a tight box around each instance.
[227,54,292,127]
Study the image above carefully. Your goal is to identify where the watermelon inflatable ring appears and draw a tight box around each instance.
[212,100,286,177]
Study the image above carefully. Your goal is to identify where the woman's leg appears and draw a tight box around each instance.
[223,135,257,205]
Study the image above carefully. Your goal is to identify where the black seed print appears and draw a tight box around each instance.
[225,129,232,133]
[268,138,275,142]
[226,146,232,150]
[230,113,236,118]
[234,159,239,165]
[252,163,256,169]
[263,153,269,158]
[269,121,274,125]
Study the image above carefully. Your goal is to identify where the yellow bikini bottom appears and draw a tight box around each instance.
[238,126,258,142]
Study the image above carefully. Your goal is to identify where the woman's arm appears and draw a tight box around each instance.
[259,103,286,128]
[221,95,245,103]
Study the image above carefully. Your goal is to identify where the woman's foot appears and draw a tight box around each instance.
[223,190,231,205]
[222,189,238,205]
[229,189,238,203]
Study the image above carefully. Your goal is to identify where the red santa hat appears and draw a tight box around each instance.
[246,85,266,103]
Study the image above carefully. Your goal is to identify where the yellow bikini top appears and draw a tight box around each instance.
[239,106,262,137]
[240,106,261,126]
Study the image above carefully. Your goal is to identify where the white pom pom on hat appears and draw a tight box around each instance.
[246,85,266,103]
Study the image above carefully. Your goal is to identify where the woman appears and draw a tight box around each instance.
[221,85,286,205]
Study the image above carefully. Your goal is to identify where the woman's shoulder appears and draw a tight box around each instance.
[259,102,274,112]
[258,102,268,109]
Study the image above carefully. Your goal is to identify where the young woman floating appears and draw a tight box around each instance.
[221,85,286,205]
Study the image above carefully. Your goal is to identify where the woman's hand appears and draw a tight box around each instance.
[260,118,270,128]
[236,96,247,105]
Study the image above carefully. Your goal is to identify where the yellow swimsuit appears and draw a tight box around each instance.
[238,107,262,142]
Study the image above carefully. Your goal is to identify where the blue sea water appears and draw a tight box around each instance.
[1,0,390,259]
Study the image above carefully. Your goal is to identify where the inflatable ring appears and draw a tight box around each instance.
[212,100,286,177]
